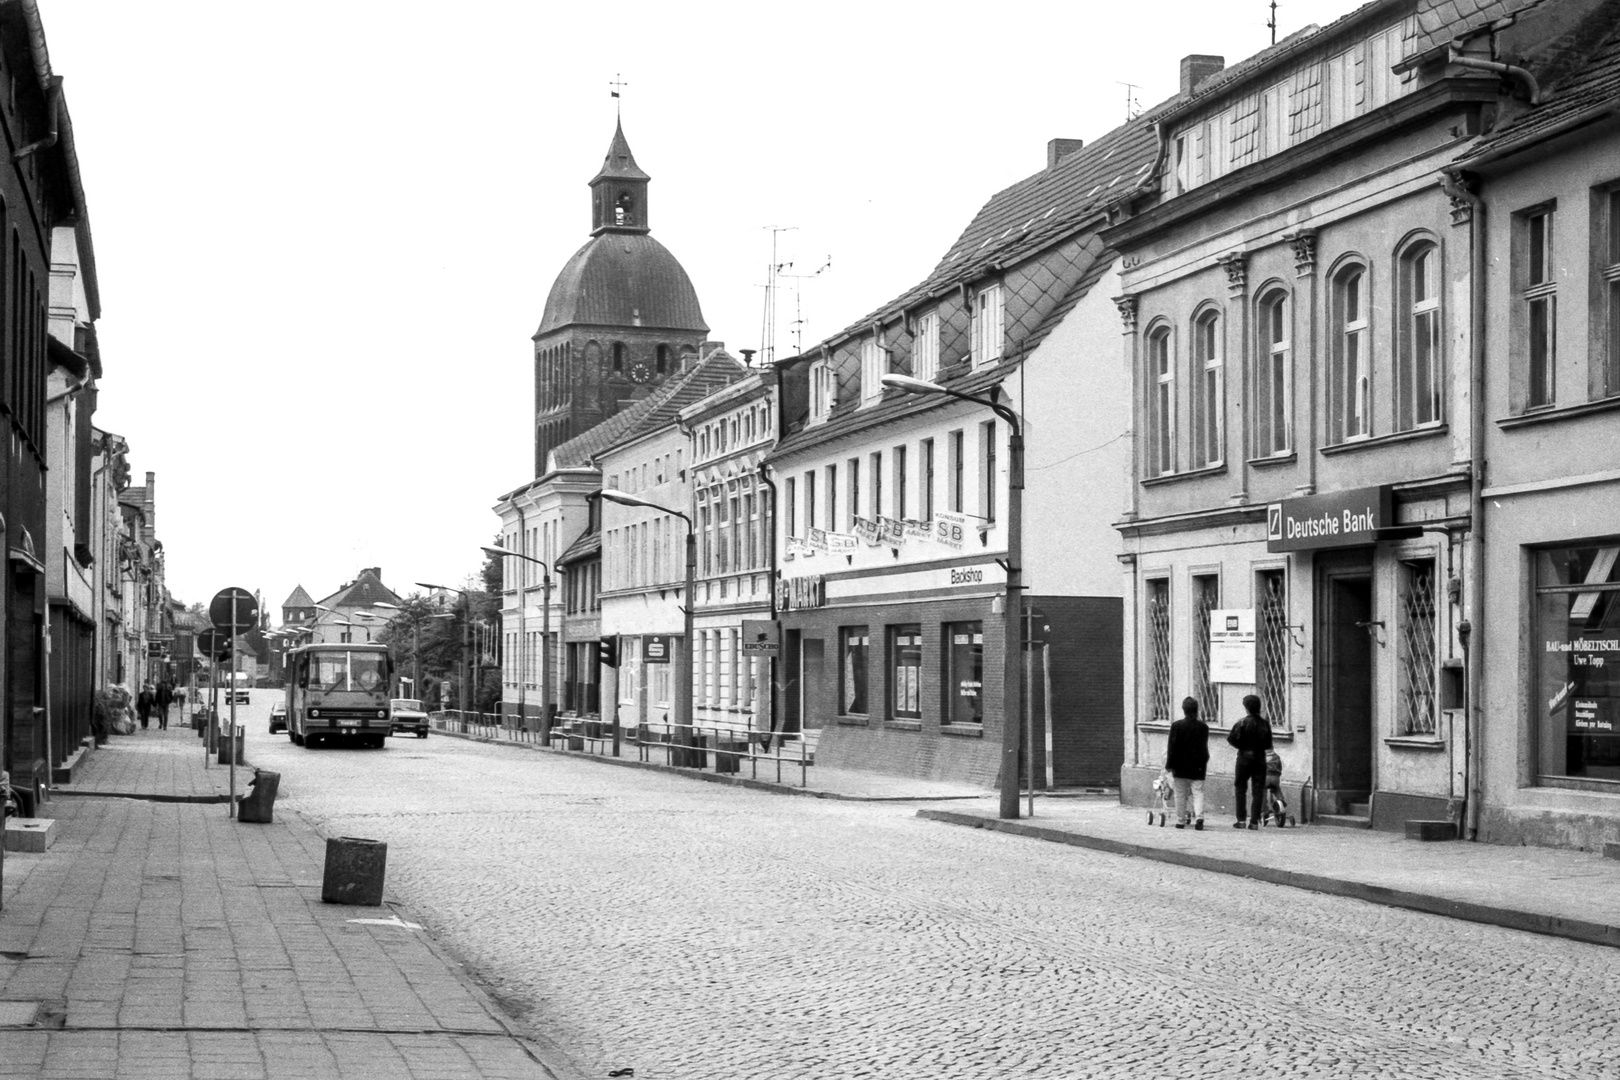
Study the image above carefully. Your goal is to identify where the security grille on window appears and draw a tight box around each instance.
[1193,575,1220,724]
[1147,579,1171,724]
[1256,570,1290,730]
[1398,560,1438,736]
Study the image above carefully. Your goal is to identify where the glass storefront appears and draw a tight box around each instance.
[946,621,984,725]
[1535,543,1620,782]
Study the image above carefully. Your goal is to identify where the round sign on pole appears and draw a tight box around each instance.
[210,587,259,634]
[197,628,233,662]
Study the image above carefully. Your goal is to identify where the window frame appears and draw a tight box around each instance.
[1145,320,1175,476]
[1190,304,1224,468]
[1395,235,1443,431]
[890,624,924,721]
[809,359,836,420]
[839,626,870,716]
[1591,185,1620,399]
[1253,285,1292,457]
[971,283,1004,367]
[912,309,939,383]
[1330,259,1373,443]
[860,337,884,405]
[1520,203,1558,409]
[944,621,985,725]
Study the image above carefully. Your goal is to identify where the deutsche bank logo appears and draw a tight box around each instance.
[1267,504,1283,542]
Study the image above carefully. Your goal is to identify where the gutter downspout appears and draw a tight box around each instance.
[758,466,778,750]
[13,75,61,161]
[1448,47,1541,106]
[1443,167,1487,841]
[514,502,527,728]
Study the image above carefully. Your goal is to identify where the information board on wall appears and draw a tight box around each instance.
[1209,608,1256,684]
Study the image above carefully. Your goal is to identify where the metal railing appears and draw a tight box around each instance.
[429,710,814,787]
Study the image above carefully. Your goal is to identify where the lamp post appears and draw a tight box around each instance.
[883,373,1025,820]
[481,545,556,745]
[600,489,696,763]
[416,582,475,715]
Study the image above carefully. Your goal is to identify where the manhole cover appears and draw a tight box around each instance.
[0,1001,40,1027]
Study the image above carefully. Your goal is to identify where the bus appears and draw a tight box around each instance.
[284,642,393,749]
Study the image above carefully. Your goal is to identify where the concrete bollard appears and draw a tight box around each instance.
[322,837,387,906]
[237,770,280,823]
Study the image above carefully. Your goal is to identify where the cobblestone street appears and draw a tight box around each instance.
[232,707,1618,1080]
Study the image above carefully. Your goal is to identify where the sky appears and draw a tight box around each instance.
[41,0,1358,623]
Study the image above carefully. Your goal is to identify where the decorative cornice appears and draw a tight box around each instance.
[1113,294,1138,333]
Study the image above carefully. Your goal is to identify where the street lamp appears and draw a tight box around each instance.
[599,489,696,764]
[883,372,1025,820]
[416,582,476,715]
[314,603,383,643]
[481,545,557,745]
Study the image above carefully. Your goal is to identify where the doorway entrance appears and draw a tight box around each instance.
[1316,553,1374,813]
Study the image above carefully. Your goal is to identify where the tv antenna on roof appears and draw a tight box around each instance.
[759,226,798,366]
[1116,82,1141,121]
[779,257,833,357]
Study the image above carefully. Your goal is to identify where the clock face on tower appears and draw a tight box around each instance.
[627,358,653,383]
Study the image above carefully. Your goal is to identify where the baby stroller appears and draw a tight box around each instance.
[1148,770,1175,827]
[1262,750,1292,827]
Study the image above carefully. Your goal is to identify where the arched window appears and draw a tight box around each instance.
[1190,306,1223,468]
[1331,262,1371,443]
[1254,287,1291,457]
[1396,239,1441,430]
[612,342,625,372]
[656,344,669,374]
[1145,322,1174,476]
[615,193,634,226]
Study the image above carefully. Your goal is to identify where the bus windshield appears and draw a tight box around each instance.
[310,651,387,693]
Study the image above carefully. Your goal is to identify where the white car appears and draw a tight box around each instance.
[389,698,429,739]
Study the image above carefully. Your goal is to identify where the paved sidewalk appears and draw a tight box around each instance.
[0,727,582,1079]
[439,725,1620,951]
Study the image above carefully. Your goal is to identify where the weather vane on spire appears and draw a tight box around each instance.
[609,73,628,118]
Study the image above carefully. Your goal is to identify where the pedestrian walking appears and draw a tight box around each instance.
[1164,696,1209,830]
[136,684,155,730]
[1227,694,1274,829]
[156,681,173,730]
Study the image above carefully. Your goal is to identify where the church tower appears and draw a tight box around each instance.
[531,121,709,475]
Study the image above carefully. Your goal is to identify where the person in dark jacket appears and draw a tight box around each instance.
[1227,694,1275,829]
[136,685,155,730]
[1164,696,1210,830]
[155,682,174,730]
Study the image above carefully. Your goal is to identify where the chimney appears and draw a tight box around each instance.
[1047,138,1084,169]
[699,340,725,362]
[1180,54,1225,96]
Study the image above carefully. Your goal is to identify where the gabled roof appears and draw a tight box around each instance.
[282,585,314,609]
[315,568,403,610]
[821,109,1161,346]
[1457,0,1620,162]
[558,528,601,567]
[550,348,750,469]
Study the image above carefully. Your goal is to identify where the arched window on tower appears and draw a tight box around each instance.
[613,342,625,372]
[656,344,669,374]
[615,193,634,226]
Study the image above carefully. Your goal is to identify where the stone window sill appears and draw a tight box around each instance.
[940,723,983,738]
[884,719,922,732]
[1319,424,1447,456]
[1384,735,1446,751]
[1496,395,1620,430]
[1142,463,1227,488]
[837,715,870,726]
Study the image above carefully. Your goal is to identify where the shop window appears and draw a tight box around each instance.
[1146,579,1171,723]
[840,627,869,715]
[1397,559,1438,736]
[1190,307,1223,468]
[1330,263,1371,442]
[1395,239,1442,431]
[1192,575,1220,724]
[1256,569,1290,730]
[890,625,923,720]
[945,621,984,725]
[1534,544,1620,782]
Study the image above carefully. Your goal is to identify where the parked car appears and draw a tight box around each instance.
[389,698,429,738]
[268,701,288,734]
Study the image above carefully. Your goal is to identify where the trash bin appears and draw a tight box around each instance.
[217,725,245,765]
[714,740,741,774]
[322,837,387,906]
[238,769,279,823]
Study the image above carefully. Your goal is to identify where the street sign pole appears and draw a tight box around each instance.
[209,588,258,822]
[229,592,238,819]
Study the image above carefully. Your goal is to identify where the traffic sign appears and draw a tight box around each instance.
[210,587,259,634]
[197,628,232,662]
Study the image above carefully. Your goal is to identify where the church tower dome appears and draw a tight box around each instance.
[531,121,708,476]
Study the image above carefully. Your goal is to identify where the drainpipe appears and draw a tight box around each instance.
[1448,47,1541,106]
[758,466,778,750]
[514,502,527,728]
[1442,167,1487,841]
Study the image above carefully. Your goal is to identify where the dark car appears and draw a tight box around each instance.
[268,701,288,734]
[389,698,429,739]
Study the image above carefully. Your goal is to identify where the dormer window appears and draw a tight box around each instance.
[809,360,835,421]
[912,310,939,383]
[860,338,885,405]
[971,284,1004,367]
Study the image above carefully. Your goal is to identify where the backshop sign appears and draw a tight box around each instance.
[1266,485,1393,552]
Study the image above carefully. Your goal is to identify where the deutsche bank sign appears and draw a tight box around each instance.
[1267,485,1393,552]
